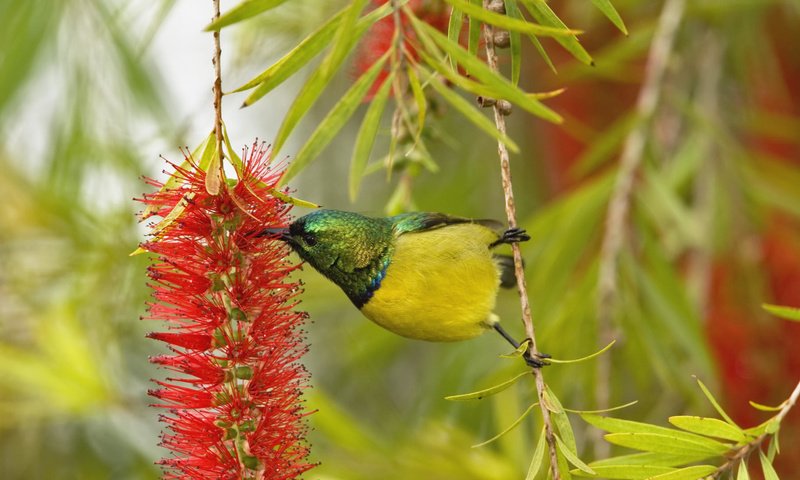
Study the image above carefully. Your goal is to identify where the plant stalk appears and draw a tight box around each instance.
[481,2,560,478]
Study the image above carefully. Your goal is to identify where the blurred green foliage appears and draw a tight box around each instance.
[2,0,800,478]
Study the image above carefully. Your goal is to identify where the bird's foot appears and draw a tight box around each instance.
[524,345,551,369]
[492,228,531,248]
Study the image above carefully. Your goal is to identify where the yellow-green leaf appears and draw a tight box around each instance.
[205,0,291,31]
[521,0,593,65]
[647,465,717,480]
[760,450,779,480]
[444,0,579,37]
[762,303,800,322]
[282,51,390,184]
[696,377,738,426]
[555,434,595,475]
[506,0,522,85]
[447,6,464,72]
[525,427,546,480]
[604,432,729,456]
[668,416,746,442]
[445,371,530,401]
[547,340,615,364]
[590,0,627,35]
[472,402,537,448]
[425,71,520,153]
[572,465,673,479]
[411,17,562,122]
[749,400,784,412]
[349,71,393,201]
[737,460,750,480]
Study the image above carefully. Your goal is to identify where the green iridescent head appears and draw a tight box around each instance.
[279,210,394,305]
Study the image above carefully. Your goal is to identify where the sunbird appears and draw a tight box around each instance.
[264,209,548,367]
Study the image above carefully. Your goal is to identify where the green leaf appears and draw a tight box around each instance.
[546,386,577,455]
[760,450,779,480]
[749,400,784,412]
[572,465,673,479]
[445,371,530,401]
[259,7,379,152]
[555,434,595,475]
[542,385,564,414]
[547,340,616,364]
[444,0,579,37]
[520,0,593,65]
[590,0,627,35]
[282,52,390,183]
[762,303,800,321]
[525,427,546,480]
[563,400,638,415]
[425,70,520,153]
[529,30,557,73]
[737,460,750,480]
[696,378,738,426]
[411,17,562,122]
[589,452,714,468]
[321,0,370,79]
[447,6,464,72]
[467,0,481,59]
[205,0,290,31]
[668,416,746,443]
[604,432,729,456]
[472,402,538,448]
[506,0,523,85]
[648,465,718,480]
[349,72,393,201]
[406,65,427,144]
[233,8,346,93]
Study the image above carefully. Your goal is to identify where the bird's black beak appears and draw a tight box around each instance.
[258,227,292,243]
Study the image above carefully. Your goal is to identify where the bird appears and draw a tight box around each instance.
[262,209,547,367]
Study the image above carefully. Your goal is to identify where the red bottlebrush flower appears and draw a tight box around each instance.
[354,0,451,99]
[138,142,315,479]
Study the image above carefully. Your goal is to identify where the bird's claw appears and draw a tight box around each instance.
[502,228,531,244]
[523,339,550,368]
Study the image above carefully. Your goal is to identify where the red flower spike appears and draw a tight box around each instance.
[139,141,314,479]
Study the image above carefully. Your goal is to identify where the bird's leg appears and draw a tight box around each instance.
[493,323,550,368]
[490,228,531,248]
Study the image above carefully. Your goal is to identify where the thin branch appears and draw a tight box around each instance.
[209,0,225,194]
[712,380,800,478]
[480,2,560,478]
[593,0,685,458]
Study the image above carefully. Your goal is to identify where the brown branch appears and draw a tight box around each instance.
[712,380,800,478]
[480,2,560,478]
[208,0,225,195]
[593,0,685,458]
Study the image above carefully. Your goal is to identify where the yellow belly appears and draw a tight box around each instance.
[360,224,501,342]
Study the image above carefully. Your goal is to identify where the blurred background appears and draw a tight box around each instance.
[1,0,799,478]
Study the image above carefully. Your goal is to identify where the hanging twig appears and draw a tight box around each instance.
[593,0,685,458]
[480,2,560,478]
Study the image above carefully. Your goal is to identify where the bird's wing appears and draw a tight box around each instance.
[390,212,504,236]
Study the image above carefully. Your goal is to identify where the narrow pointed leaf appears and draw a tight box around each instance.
[547,340,615,364]
[668,416,746,442]
[506,0,522,85]
[233,8,347,93]
[696,378,738,426]
[447,6,464,72]
[749,400,784,412]
[282,52,389,183]
[760,450,779,480]
[472,402,538,448]
[445,371,530,401]
[521,0,593,65]
[542,385,564,414]
[500,339,530,358]
[572,465,673,479]
[762,303,800,321]
[529,31,557,73]
[647,465,717,480]
[236,3,392,99]
[426,72,520,153]
[589,451,713,468]
[467,0,481,59]
[205,0,290,31]
[349,72,393,201]
[590,0,627,35]
[322,0,370,79]
[406,65,427,144]
[737,460,750,480]
[604,432,729,456]
[525,427,546,480]
[411,17,562,122]
[583,414,733,451]
[563,400,638,415]
[546,386,577,455]
[444,0,579,37]
[555,434,595,475]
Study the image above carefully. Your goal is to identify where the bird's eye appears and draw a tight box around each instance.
[302,232,317,247]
